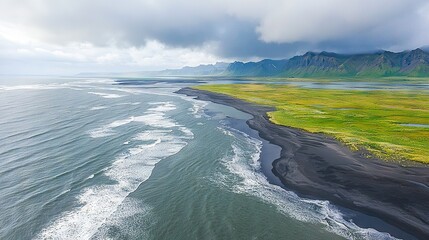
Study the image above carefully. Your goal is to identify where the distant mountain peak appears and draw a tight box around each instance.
[77,48,429,78]
[303,51,317,57]
[224,48,429,77]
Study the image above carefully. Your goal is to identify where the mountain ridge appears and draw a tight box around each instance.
[77,48,429,77]
[225,48,429,77]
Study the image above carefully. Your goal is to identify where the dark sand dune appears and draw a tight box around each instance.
[177,87,429,239]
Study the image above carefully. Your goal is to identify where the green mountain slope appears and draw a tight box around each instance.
[224,48,429,77]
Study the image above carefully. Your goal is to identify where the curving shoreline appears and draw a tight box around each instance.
[177,87,429,239]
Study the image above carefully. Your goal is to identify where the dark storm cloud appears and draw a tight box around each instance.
[210,19,308,59]
[1,0,429,60]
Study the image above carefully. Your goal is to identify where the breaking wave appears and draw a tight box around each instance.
[36,102,193,239]
[216,126,397,240]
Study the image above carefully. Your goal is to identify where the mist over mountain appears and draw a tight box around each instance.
[158,62,229,76]
[77,62,229,77]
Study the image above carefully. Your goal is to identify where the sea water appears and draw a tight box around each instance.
[0,77,398,239]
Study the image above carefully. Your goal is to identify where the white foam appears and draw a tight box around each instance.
[73,78,116,85]
[89,198,153,240]
[59,189,71,195]
[36,127,193,240]
[88,92,125,99]
[90,106,108,111]
[0,80,118,92]
[88,102,180,138]
[88,129,114,138]
[127,138,162,155]
[0,78,133,94]
[177,95,208,119]
[131,102,180,129]
[99,87,146,95]
[38,96,193,239]
[0,83,65,91]
[88,117,134,138]
[179,127,194,139]
[217,126,234,137]
[147,102,176,112]
[128,90,209,119]
[110,118,136,128]
[90,87,210,121]
[190,100,208,118]
[133,130,173,141]
[133,113,178,128]
[116,102,141,106]
[217,126,398,240]
[109,88,178,97]
[148,101,171,105]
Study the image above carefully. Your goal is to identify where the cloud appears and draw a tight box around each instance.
[0,0,429,74]
[0,38,223,74]
[0,0,225,47]
[226,0,429,53]
[252,1,423,43]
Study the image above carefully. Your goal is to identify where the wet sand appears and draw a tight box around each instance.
[177,87,429,239]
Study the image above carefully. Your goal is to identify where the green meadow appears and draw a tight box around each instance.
[196,84,429,164]
[234,76,429,84]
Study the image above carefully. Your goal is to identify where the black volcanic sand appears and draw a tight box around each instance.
[177,87,429,240]
[115,79,207,85]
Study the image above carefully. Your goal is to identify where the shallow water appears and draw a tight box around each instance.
[400,123,429,128]
[0,77,403,239]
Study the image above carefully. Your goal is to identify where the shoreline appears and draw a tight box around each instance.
[177,87,429,239]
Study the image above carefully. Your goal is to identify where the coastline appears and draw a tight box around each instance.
[177,87,429,239]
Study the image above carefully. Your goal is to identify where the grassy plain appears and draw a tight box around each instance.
[196,84,429,163]
[238,76,429,84]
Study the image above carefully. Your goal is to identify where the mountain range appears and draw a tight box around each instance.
[224,48,429,77]
[78,48,429,77]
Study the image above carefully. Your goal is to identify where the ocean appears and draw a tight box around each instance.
[0,77,398,239]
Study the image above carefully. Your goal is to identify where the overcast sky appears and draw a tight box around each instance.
[1,0,429,75]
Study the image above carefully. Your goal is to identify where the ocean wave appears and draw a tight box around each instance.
[90,106,109,111]
[115,102,141,106]
[0,81,99,92]
[94,87,210,120]
[147,102,176,112]
[216,126,397,240]
[0,84,65,91]
[78,79,117,85]
[176,94,208,119]
[133,113,178,128]
[88,102,179,138]
[36,125,192,239]
[88,117,135,138]
[87,92,125,99]
[188,99,208,118]
[179,127,194,139]
[89,198,154,240]
[130,89,209,119]
[36,98,193,239]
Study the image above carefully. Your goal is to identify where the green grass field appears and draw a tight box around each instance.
[234,76,429,84]
[196,84,429,164]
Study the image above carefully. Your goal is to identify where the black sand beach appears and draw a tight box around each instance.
[177,87,429,239]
